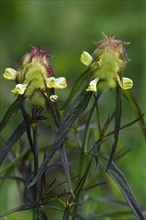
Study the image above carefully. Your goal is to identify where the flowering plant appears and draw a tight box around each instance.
[0,35,145,220]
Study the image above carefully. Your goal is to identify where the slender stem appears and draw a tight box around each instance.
[19,97,35,157]
[94,94,101,135]
[41,150,46,198]
[72,93,100,220]
[32,125,39,219]
[60,144,75,198]
[62,206,70,220]
[78,93,100,182]
[106,86,122,171]
[33,125,39,202]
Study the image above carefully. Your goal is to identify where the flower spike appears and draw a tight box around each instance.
[3,46,67,106]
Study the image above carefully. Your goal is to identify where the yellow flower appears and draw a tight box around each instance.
[115,74,133,90]
[86,78,99,92]
[3,68,17,80]
[46,77,67,89]
[11,84,27,95]
[80,51,93,66]
[80,34,133,92]
[3,47,67,106]
[50,95,58,102]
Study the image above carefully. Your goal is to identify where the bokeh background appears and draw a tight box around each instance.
[0,0,145,219]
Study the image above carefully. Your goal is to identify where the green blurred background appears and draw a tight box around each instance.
[0,0,145,219]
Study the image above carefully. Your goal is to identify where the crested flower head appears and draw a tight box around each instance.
[80,33,133,92]
[3,46,67,106]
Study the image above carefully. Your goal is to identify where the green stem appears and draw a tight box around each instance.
[19,97,35,157]
[32,109,39,219]
[33,125,39,202]
[78,93,100,182]
[72,93,100,220]
[62,206,70,220]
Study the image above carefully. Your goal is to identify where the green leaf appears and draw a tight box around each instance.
[62,70,89,110]
[0,202,38,218]
[74,158,92,197]
[60,144,75,198]
[90,196,128,207]
[29,89,91,187]
[81,210,133,219]
[39,211,48,220]
[0,98,20,132]
[0,121,26,165]
[20,97,35,156]
[106,86,122,171]
[122,90,146,138]
[100,155,145,220]
[0,149,30,176]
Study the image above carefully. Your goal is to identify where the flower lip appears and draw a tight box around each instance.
[122,77,133,90]
[3,68,17,80]
[80,51,93,66]
[115,74,133,90]
[11,84,27,95]
[46,77,67,89]
[86,77,99,92]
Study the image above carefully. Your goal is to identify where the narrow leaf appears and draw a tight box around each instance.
[0,202,38,218]
[0,98,20,132]
[91,196,128,207]
[81,182,107,192]
[83,210,133,219]
[105,114,145,139]
[122,90,146,138]
[63,70,89,110]
[20,97,35,156]
[106,87,122,171]
[74,158,92,198]
[60,144,75,198]
[29,90,91,187]
[100,156,145,220]
[0,121,26,165]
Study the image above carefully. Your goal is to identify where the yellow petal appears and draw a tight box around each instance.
[80,51,93,66]
[86,78,99,92]
[122,77,133,90]
[3,68,17,80]
[46,77,67,89]
[50,95,58,102]
[11,84,27,95]
[115,73,133,90]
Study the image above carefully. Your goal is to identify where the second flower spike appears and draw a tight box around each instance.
[80,34,133,92]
